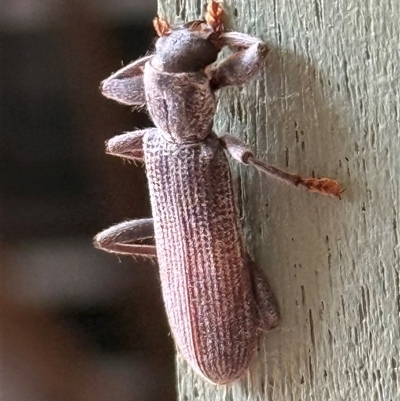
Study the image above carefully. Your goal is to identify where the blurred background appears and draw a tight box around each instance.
[2,0,177,400]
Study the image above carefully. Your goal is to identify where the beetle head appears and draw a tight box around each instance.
[153,19,222,73]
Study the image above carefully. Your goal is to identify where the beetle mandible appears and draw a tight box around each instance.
[94,1,342,384]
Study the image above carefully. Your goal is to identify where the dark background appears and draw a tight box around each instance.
[2,1,176,400]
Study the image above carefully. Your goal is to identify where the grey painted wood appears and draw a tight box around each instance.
[158,1,400,399]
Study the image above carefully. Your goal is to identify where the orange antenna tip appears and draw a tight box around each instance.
[153,16,172,36]
[205,0,224,31]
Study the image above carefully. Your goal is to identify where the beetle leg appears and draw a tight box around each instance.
[220,133,343,198]
[247,256,280,332]
[94,218,157,258]
[106,128,156,161]
[101,55,153,106]
[210,32,268,90]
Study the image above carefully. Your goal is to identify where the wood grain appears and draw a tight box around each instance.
[158,0,400,399]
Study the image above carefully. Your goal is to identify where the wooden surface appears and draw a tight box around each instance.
[158,0,400,399]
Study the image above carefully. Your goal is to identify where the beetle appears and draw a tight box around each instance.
[94,1,342,384]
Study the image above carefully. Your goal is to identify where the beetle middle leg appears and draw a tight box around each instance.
[105,128,157,161]
[220,134,343,198]
[247,256,280,332]
[94,218,157,257]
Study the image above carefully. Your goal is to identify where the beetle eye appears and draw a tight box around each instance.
[184,20,214,35]
[184,20,203,29]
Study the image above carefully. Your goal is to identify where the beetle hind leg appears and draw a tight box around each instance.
[94,218,157,258]
[247,256,280,332]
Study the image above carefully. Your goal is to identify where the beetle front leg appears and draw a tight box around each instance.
[220,134,343,198]
[106,128,157,161]
[247,256,280,332]
[210,32,269,90]
[101,55,153,106]
[94,218,156,257]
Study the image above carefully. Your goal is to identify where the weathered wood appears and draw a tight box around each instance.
[158,0,400,399]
